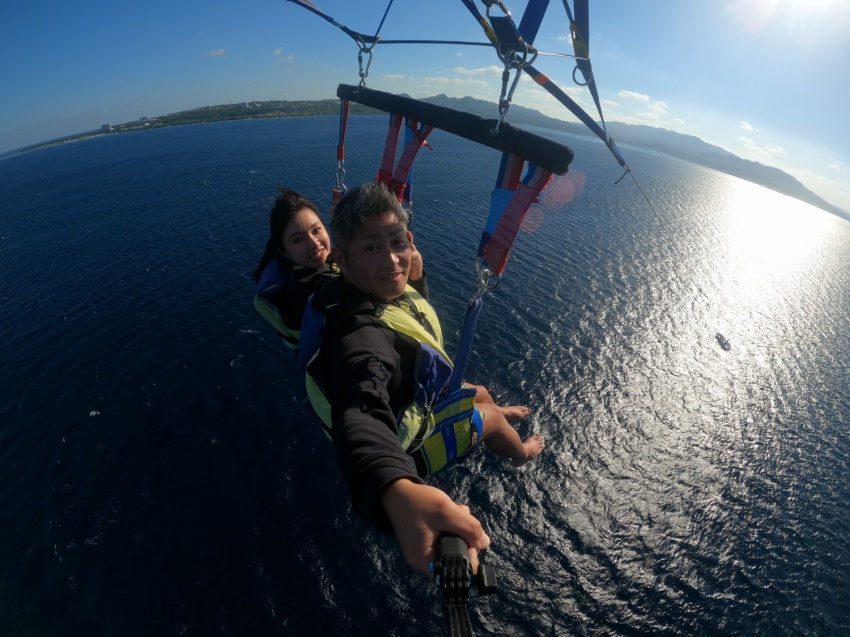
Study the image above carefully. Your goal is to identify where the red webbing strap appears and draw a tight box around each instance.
[333,99,351,204]
[337,99,349,162]
[376,114,404,187]
[498,153,525,190]
[483,164,552,275]
[387,121,434,201]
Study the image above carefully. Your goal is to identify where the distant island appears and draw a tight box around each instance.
[5,97,847,221]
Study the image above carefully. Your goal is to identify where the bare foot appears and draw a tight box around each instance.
[511,433,544,467]
[501,405,531,422]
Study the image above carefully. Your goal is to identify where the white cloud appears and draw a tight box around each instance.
[453,65,503,76]
[382,74,410,82]
[274,47,283,56]
[278,54,295,63]
[619,90,650,102]
[740,121,754,132]
[205,49,227,58]
[632,101,669,123]
[737,136,788,162]
[764,144,788,158]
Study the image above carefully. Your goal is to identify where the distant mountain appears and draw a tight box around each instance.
[421,94,850,221]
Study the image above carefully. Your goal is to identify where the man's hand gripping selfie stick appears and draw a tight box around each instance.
[431,534,498,637]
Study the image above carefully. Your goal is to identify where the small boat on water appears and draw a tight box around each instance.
[715,332,731,350]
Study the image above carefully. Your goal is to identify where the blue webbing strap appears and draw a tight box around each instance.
[564,0,611,149]
[449,298,482,393]
[285,0,379,44]
[524,64,629,170]
[518,0,550,43]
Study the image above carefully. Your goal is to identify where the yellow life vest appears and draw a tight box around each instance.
[253,258,336,353]
[302,283,479,475]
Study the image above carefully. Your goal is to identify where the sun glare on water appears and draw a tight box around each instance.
[712,179,836,343]
[727,180,830,269]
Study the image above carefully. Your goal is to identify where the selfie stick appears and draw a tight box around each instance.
[432,534,498,637]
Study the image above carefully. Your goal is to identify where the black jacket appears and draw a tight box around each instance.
[310,275,432,531]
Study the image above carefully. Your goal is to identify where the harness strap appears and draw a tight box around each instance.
[483,163,552,275]
[476,153,524,255]
[375,114,435,209]
[452,161,553,390]
[389,121,435,207]
[448,298,482,393]
[333,98,351,204]
[497,151,525,189]
[376,113,404,186]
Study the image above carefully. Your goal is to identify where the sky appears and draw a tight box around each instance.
[2,0,849,212]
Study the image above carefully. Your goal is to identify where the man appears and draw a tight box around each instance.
[305,182,543,575]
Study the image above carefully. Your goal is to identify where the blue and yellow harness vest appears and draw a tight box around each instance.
[253,257,337,354]
[301,282,483,476]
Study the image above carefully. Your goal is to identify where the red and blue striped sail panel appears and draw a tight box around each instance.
[481,163,553,275]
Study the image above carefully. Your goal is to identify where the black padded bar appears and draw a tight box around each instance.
[337,84,574,175]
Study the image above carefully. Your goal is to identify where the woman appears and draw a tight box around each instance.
[252,188,338,355]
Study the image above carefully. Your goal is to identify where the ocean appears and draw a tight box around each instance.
[1,116,848,636]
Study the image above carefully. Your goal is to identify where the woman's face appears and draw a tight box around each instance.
[281,207,330,268]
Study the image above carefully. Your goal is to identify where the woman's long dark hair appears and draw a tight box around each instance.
[252,188,321,282]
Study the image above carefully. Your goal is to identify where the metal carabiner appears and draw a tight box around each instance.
[492,63,522,135]
[473,257,502,297]
[484,0,512,21]
[355,36,378,91]
[332,160,348,204]
[335,160,347,190]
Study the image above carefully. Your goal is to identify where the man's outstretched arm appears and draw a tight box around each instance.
[382,478,491,577]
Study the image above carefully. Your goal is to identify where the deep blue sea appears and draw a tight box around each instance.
[1,116,849,636]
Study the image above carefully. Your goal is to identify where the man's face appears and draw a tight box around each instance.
[333,211,413,300]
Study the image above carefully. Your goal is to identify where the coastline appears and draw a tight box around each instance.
[1,99,381,159]
[4,98,847,221]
